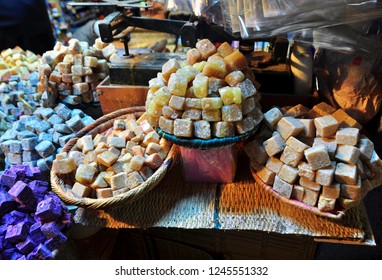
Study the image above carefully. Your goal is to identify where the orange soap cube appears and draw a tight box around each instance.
[193,74,209,98]
[162,58,180,82]
[217,42,234,57]
[196,39,217,59]
[224,50,248,71]
[202,55,227,79]
[186,48,202,65]
[225,70,245,86]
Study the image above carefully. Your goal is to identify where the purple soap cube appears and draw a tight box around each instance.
[43,232,67,252]
[0,224,8,235]
[16,238,36,254]
[9,210,27,224]
[8,181,36,209]
[1,172,18,188]
[5,222,29,243]
[35,197,62,223]
[23,215,35,226]
[11,251,23,260]
[30,167,42,178]
[29,222,46,245]
[41,221,60,239]
[2,248,16,259]
[0,189,18,216]
[31,244,53,260]
[29,180,49,202]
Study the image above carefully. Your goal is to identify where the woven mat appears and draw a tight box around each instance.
[74,154,374,244]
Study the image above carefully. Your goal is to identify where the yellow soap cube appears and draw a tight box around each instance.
[219,86,242,105]
[167,73,188,96]
[153,86,171,106]
[201,97,223,110]
[192,61,207,72]
[147,100,163,117]
[176,65,199,83]
[202,55,227,79]
[192,74,209,98]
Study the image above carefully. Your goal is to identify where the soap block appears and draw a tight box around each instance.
[358,137,374,160]
[224,50,248,71]
[35,197,62,223]
[225,70,245,86]
[132,146,145,157]
[79,135,94,154]
[129,155,146,171]
[57,62,71,74]
[208,77,227,94]
[291,185,305,201]
[317,195,336,211]
[52,156,76,174]
[152,87,171,106]
[322,183,340,199]
[148,77,166,93]
[71,75,82,84]
[237,79,257,99]
[193,120,211,140]
[286,136,310,153]
[185,98,202,109]
[84,56,98,67]
[97,151,119,167]
[312,102,336,116]
[161,58,180,82]
[142,131,160,146]
[273,176,293,198]
[162,106,182,120]
[276,117,304,140]
[263,132,286,157]
[297,119,315,138]
[301,188,319,206]
[110,172,128,190]
[335,145,360,165]
[196,39,217,59]
[332,109,362,130]
[304,146,331,170]
[126,171,144,189]
[186,48,201,65]
[219,86,242,105]
[96,188,113,198]
[222,104,242,122]
[280,146,303,167]
[314,115,339,137]
[202,55,227,79]
[168,73,188,97]
[8,181,36,208]
[235,116,255,134]
[244,139,268,167]
[217,41,234,57]
[145,153,163,169]
[340,178,361,200]
[335,163,357,184]
[173,119,193,138]
[73,83,89,95]
[202,109,221,122]
[5,223,29,243]
[169,95,186,110]
[201,97,223,110]
[315,165,335,186]
[91,174,109,189]
[285,104,309,118]
[72,182,91,197]
[335,127,359,146]
[182,109,202,120]
[266,157,284,174]
[212,121,235,138]
[75,164,97,184]
[257,167,275,185]
[71,65,83,76]
[242,97,256,115]
[159,116,174,134]
[192,61,207,72]
[107,136,126,149]
[193,74,209,98]
[313,138,337,159]
[278,165,299,184]
[299,176,321,192]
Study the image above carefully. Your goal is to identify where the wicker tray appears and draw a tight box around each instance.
[250,166,346,220]
[51,106,178,210]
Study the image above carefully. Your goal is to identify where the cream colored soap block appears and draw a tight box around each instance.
[129,155,146,171]
[159,116,174,134]
[286,136,310,153]
[291,185,305,201]
[280,146,303,167]
[266,157,284,174]
[297,119,315,138]
[335,145,360,165]
[174,119,193,138]
[162,106,182,120]
[72,182,92,198]
[222,104,243,122]
[358,137,374,160]
[126,171,145,190]
[143,131,160,146]
[225,70,245,86]
[107,136,126,149]
[196,38,217,59]
[257,167,276,185]
[194,120,211,140]
[335,128,359,146]
[161,58,180,82]
[315,165,335,186]
[335,163,357,184]
[264,107,283,130]
[301,188,319,206]
[278,165,299,184]
[186,48,202,65]
[299,176,321,192]
[212,121,235,138]
[314,115,339,137]
[96,188,113,199]
[322,183,340,199]
[340,178,361,200]
[169,95,186,110]
[97,151,119,167]
[52,157,76,174]
[244,139,268,167]
[263,132,286,157]
[91,174,109,189]
[273,176,293,198]
[145,153,163,169]
[317,195,336,211]
[304,146,331,170]
[153,87,171,106]
[297,162,316,181]
[168,73,188,97]
[185,98,202,109]
[235,116,255,134]
[75,164,97,185]
[313,138,337,159]
[110,172,128,191]
[276,117,304,140]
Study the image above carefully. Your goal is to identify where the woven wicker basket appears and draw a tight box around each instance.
[250,166,346,219]
[51,106,178,210]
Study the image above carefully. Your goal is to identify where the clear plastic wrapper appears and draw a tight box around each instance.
[180,144,237,183]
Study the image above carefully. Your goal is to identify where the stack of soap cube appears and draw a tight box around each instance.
[38,38,116,107]
[145,39,263,140]
[0,46,39,82]
[245,102,382,212]
[52,113,171,199]
[0,103,94,171]
[0,165,71,260]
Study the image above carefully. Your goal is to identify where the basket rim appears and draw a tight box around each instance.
[156,124,260,148]
[50,107,178,210]
[250,166,346,220]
